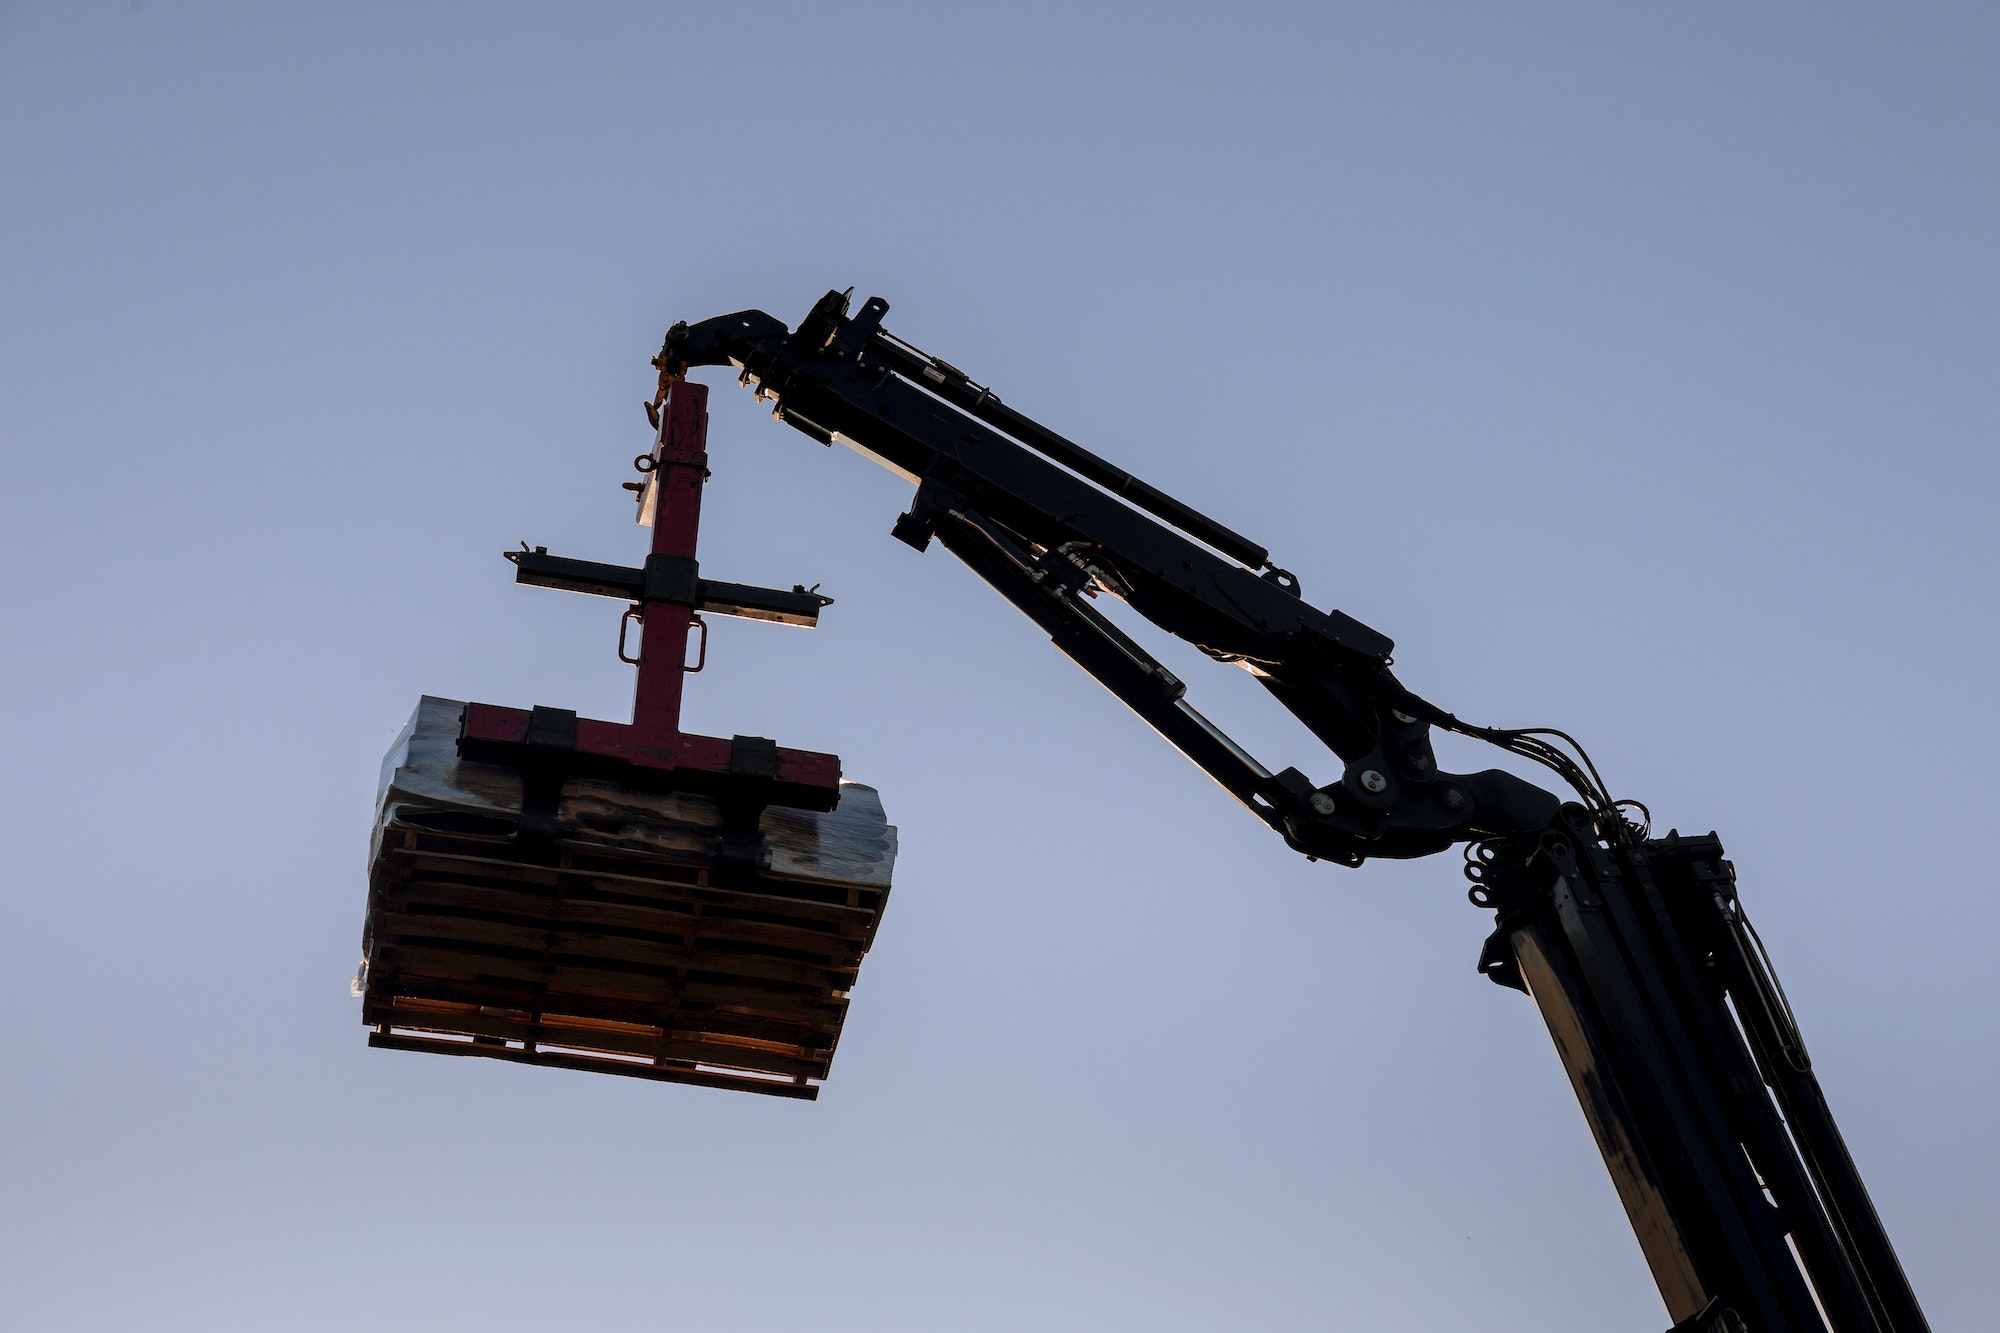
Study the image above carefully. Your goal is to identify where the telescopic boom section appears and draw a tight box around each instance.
[662,289,1561,865]
[660,287,1934,1333]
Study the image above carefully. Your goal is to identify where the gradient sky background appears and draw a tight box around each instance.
[3,5,1995,1330]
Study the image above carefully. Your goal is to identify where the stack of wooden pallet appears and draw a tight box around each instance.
[358,697,897,1099]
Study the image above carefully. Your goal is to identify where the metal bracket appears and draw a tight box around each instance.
[508,547,833,628]
[642,553,700,605]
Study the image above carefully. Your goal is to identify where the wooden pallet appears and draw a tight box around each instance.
[359,698,897,1099]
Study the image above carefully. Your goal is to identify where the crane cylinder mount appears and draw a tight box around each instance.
[357,380,896,1100]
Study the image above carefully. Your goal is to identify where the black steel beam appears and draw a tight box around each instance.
[507,548,831,627]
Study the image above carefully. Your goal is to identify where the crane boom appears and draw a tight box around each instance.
[647,288,1931,1333]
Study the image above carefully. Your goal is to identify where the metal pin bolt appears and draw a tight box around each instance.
[1439,786,1466,812]
[1308,791,1337,816]
[1360,770,1388,793]
[1391,710,1418,725]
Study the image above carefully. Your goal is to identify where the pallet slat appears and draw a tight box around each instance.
[379,839,882,932]
[371,913,860,989]
[373,879,868,961]
[367,1032,820,1100]
[368,971,844,1045]
[369,1002,829,1079]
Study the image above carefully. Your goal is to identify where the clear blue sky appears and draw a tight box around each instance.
[3,4,1994,1330]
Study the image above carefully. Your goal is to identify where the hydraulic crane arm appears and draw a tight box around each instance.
[660,290,1563,865]
[637,288,1930,1333]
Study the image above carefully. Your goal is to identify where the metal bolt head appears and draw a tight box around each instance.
[1390,709,1418,725]
[1439,786,1467,812]
[1308,790,1337,816]
[1359,769,1389,793]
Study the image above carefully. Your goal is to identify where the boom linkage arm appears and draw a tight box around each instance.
[659,289,1559,865]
